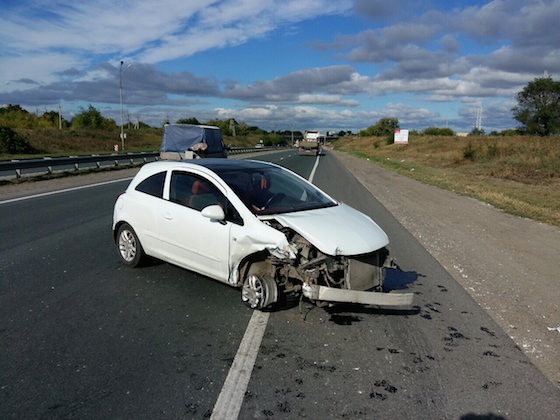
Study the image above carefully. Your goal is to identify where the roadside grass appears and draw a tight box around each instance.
[334,135,560,228]
[0,127,259,160]
[3,127,163,158]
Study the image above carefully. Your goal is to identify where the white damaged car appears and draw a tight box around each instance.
[112,159,413,310]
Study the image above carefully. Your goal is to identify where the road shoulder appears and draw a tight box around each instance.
[333,150,560,389]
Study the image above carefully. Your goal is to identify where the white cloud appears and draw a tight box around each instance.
[0,54,81,91]
[297,94,359,106]
[1,0,557,132]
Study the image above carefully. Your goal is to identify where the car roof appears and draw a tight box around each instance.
[190,158,275,171]
[134,159,279,184]
[145,158,275,173]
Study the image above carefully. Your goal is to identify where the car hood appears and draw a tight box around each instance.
[269,202,389,256]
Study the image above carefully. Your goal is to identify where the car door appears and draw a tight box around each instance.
[158,170,232,282]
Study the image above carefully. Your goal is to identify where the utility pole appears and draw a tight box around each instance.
[119,61,124,150]
[119,60,132,150]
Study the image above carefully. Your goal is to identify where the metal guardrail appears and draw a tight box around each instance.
[0,147,279,179]
[0,152,160,179]
[228,146,289,155]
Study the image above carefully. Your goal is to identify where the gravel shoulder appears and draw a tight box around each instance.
[333,151,560,389]
[2,152,559,389]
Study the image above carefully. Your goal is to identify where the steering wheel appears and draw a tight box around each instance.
[262,193,285,210]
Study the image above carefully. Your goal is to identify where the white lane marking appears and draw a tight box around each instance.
[308,154,320,183]
[211,155,320,419]
[211,311,270,419]
[0,177,133,205]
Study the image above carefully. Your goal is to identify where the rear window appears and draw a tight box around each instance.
[135,171,166,198]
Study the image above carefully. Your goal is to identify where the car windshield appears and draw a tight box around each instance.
[213,165,337,215]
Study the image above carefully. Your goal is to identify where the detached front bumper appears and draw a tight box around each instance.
[302,283,414,308]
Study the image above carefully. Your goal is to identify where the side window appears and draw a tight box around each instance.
[169,171,243,225]
[136,171,166,198]
[169,171,195,205]
[188,178,223,211]
[169,171,220,211]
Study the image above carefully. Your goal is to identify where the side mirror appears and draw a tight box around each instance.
[201,205,226,222]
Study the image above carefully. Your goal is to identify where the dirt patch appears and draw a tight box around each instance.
[333,151,560,389]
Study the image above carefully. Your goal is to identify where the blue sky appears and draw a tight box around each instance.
[1,0,559,133]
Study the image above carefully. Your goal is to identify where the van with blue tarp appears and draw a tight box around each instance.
[160,124,227,159]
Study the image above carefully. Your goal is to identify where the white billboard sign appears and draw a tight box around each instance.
[394,129,409,144]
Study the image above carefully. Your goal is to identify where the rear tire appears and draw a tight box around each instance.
[116,223,145,267]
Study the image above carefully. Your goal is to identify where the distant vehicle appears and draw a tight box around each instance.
[298,130,322,156]
[113,159,413,310]
[160,124,227,159]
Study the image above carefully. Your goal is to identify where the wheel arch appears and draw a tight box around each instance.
[236,250,275,287]
[113,220,128,244]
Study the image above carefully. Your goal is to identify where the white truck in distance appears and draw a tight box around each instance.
[298,130,322,156]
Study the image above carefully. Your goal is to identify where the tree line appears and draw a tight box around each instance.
[358,76,560,138]
[0,104,154,130]
[2,75,559,138]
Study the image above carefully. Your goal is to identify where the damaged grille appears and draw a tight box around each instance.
[345,249,388,291]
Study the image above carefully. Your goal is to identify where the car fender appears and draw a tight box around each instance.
[228,217,296,285]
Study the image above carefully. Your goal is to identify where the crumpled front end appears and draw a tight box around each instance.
[294,239,413,307]
[257,221,413,308]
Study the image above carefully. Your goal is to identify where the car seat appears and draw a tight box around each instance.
[189,180,217,210]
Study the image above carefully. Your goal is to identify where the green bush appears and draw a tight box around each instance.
[71,105,116,129]
[486,142,500,159]
[463,141,477,161]
[423,127,455,136]
[0,126,37,154]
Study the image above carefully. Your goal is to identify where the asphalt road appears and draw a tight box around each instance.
[1,150,559,419]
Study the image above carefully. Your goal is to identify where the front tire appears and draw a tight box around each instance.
[116,223,145,267]
[241,274,278,310]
